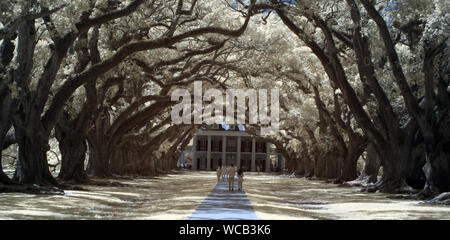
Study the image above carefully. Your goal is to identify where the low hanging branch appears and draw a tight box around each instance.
[0,4,68,40]
[41,2,256,133]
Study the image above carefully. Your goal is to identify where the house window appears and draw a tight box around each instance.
[256,141,266,153]
[212,139,222,152]
[197,137,208,151]
[227,137,237,152]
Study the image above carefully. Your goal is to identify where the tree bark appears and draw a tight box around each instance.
[0,155,15,185]
[0,131,16,185]
[305,127,319,178]
[55,116,88,182]
[0,39,17,184]
[13,126,58,186]
[359,143,381,183]
[325,147,340,180]
[110,147,126,175]
[406,142,426,190]
[294,154,305,176]
[87,138,111,177]
[86,104,113,178]
[338,140,363,182]
[422,124,450,194]
[370,142,411,192]
[419,41,450,196]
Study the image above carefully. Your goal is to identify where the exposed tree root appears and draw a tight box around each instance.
[0,183,64,195]
[341,179,367,188]
[361,179,415,194]
[83,178,134,188]
[414,186,442,200]
[0,172,17,185]
[425,192,450,205]
[332,178,345,184]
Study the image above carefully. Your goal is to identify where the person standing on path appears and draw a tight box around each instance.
[228,164,236,191]
[237,168,244,192]
[216,166,222,183]
[222,166,228,181]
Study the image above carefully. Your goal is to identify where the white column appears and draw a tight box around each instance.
[207,135,211,171]
[192,135,197,170]
[280,155,286,170]
[265,142,271,172]
[251,138,256,171]
[222,135,226,167]
[237,136,241,169]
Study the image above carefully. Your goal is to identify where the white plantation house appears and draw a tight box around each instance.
[187,124,285,172]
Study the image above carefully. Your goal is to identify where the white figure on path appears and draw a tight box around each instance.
[216,166,222,183]
[237,168,244,191]
[222,165,228,181]
[228,164,236,191]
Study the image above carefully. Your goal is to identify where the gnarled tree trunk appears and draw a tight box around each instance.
[338,135,367,182]
[55,120,88,182]
[422,124,450,195]
[359,143,381,183]
[13,126,57,186]
[373,143,410,192]
[87,138,111,177]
